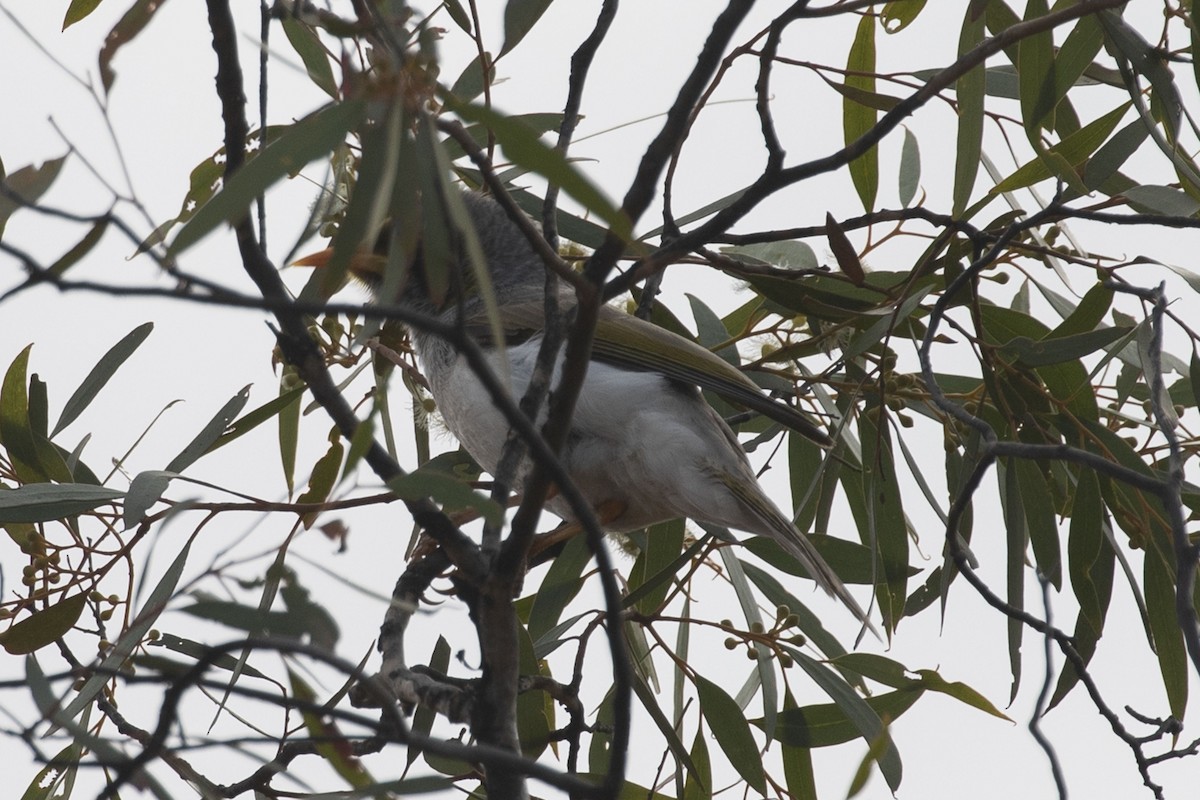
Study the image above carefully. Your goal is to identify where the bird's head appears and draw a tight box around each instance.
[294,191,545,312]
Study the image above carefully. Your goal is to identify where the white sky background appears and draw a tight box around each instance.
[1,1,1198,799]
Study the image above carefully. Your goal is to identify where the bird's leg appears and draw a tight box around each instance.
[527,498,625,563]
[406,494,526,560]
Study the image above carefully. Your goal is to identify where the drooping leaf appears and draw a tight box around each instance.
[281,16,338,98]
[789,649,904,790]
[1017,0,1056,132]
[898,127,921,207]
[953,5,986,215]
[499,0,554,57]
[694,674,766,793]
[1144,551,1188,720]
[826,213,865,286]
[99,0,168,93]
[528,534,592,641]
[844,12,879,211]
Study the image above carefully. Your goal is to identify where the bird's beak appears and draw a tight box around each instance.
[291,248,335,269]
[292,248,387,277]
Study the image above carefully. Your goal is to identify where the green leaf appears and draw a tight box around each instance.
[170,100,366,255]
[1017,0,1056,132]
[21,738,82,799]
[528,534,591,641]
[0,592,87,654]
[450,52,495,103]
[682,725,712,800]
[789,649,903,790]
[1098,10,1182,140]
[1012,460,1060,592]
[1145,551,1188,719]
[990,102,1130,194]
[1,345,43,482]
[774,685,921,749]
[387,466,504,527]
[721,240,818,271]
[123,470,176,529]
[165,385,251,473]
[831,652,912,688]
[1052,469,1113,707]
[98,0,166,93]
[499,0,554,57]
[1122,184,1200,217]
[0,483,124,524]
[443,97,630,239]
[1052,13,1105,117]
[443,0,472,32]
[846,409,908,630]
[953,5,986,215]
[207,380,306,454]
[297,429,345,528]
[407,636,452,768]
[627,519,685,616]
[279,369,302,496]
[1083,119,1148,192]
[881,0,926,33]
[912,668,1011,720]
[695,674,766,793]
[281,17,338,98]
[629,670,700,780]
[1000,463,1025,703]
[62,0,103,29]
[898,127,920,207]
[780,693,818,798]
[290,668,375,789]
[844,12,879,211]
[182,599,315,638]
[146,633,268,678]
[719,548,778,740]
[53,536,194,730]
[0,156,67,238]
[54,322,153,436]
[1001,327,1131,368]
[48,218,108,277]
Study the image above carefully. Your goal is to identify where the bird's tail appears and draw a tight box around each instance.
[720,473,874,630]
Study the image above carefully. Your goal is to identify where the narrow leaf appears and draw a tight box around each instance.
[898,127,920,207]
[165,385,251,473]
[54,322,153,436]
[98,0,166,93]
[0,483,124,524]
[170,100,365,255]
[844,13,879,211]
[695,674,766,793]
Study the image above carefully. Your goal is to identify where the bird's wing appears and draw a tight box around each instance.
[592,306,833,447]
[472,299,832,446]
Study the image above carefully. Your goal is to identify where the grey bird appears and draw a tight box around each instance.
[298,190,869,624]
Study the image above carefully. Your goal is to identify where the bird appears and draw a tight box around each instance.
[296,189,868,623]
